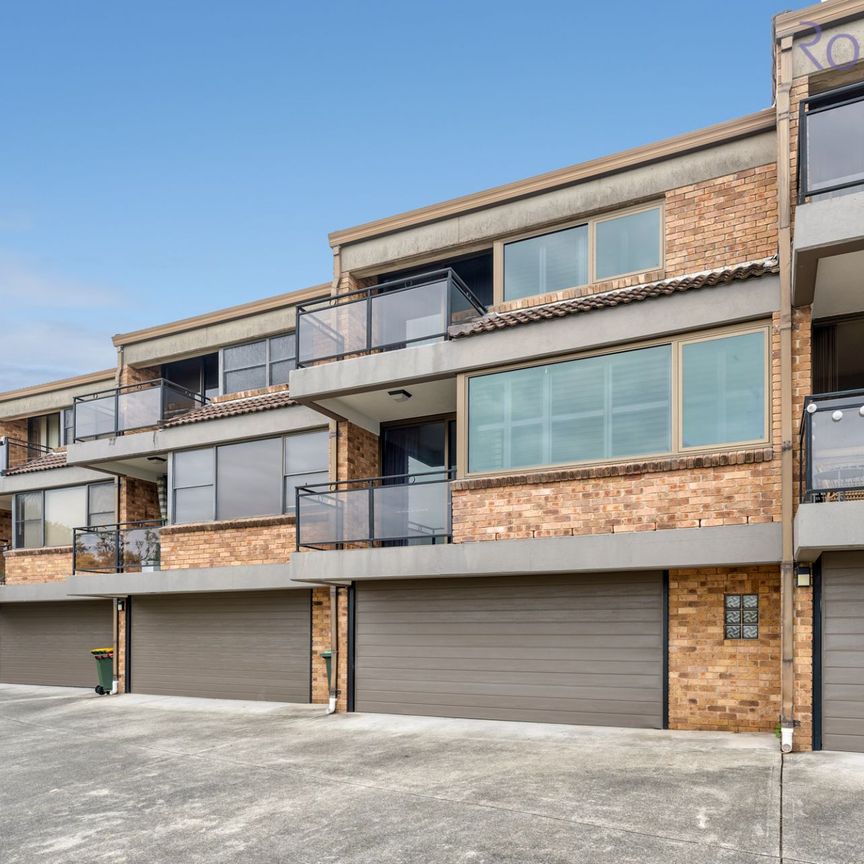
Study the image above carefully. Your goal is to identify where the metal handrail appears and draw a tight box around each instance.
[295,469,454,550]
[798,81,864,204]
[0,436,54,475]
[295,268,487,367]
[72,378,207,442]
[72,519,165,574]
[799,388,864,502]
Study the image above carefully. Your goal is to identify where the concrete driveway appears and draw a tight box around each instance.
[0,685,860,864]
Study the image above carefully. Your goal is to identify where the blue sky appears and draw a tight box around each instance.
[0,0,810,391]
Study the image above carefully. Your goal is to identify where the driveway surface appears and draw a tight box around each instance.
[0,684,860,863]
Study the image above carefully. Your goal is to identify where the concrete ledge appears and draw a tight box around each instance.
[65,563,322,598]
[793,191,864,305]
[291,523,782,583]
[65,405,326,468]
[0,581,89,603]
[795,501,864,562]
[0,465,114,495]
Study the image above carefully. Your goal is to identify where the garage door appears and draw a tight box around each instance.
[131,591,311,702]
[0,601,113,687]
[822,554,864,752]
[354,573,663,727]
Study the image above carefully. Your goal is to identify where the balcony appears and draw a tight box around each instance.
[73,520,163,574]
[0,438,54,475]
[295,471,452,549]
[798,83,864,204]
[799,390,864,503]
[73,379,206,442]
[295,269,486,368]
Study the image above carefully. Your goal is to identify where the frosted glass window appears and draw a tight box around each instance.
[504,225,588,300]
[682,331,766,448]
[595,208,661,279]
[44,487,87,547]
[216,438,283,520]
[468,345,671,472]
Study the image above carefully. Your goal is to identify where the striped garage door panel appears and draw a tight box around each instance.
[131,591,311,703]
[354,573,664,728]
[822,554,864,753]
[0,601,113,688]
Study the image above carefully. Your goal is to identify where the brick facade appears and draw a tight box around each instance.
[120,477,161,524]
[336,421,379,481]
[159,515,296,570]
[3,547,74,584]
[668,566,781,734]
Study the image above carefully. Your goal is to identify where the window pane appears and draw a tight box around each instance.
[285,470,329,513]
[216,438,283,520]
[16,491,42,522]
[44,487,87,547]
[595,208,661,280]
[173,448,215,488]
[88,483,115,524]
[682,331,765,448]
[284,430,330,475]
[62,408,74,444]
[174,486,213,524]
[223,341,266,370]
[269,335,294,362]
[270,359,294,385]
[468,346,671,473]
[504,225,588,300]
[224,367,267,394]
[46,413,61,449]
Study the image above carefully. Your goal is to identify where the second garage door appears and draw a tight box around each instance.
[131,591,311,702]
[822,553,864,752]
[0,601,113,688]
[354,573,663,728]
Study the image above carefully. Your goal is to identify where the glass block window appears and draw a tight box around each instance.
[724,593,759,640]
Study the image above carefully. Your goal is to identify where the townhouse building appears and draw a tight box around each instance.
[1,0,863,754]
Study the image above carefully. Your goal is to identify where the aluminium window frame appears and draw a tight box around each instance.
[456,321,771,479]
[218,332,296,395]
[492,201,665,305]
[11,480,118,550]
[169,429,329,525]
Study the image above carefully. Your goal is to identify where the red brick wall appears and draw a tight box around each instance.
[120,477,161,523]
[159,515,295,569]
[310,585,350,710]
[668,566,781,733]
[3,547,73,584]
[337,421,379,481]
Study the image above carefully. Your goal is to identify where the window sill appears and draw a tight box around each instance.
[161,514,296,535]
[453,446,775,490]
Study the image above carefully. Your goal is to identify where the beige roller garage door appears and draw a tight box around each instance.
[822,554,864,753]
[131,591,311,702]
[0,601,113,687]
[354,573,664,728]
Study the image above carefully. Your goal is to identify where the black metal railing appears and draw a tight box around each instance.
[799,389,864,502]
[73,520,164,573]
[73,379,206,442]
[295,269,486,367]
[0,437,53,475]
[295,470,453,549]
[0,542,7,584]
[798,81,864,204]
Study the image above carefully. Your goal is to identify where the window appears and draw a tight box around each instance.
[504,226,588,301]
[464,325,768,475]
[221,334,296,394]
[163,354,219,399]
[681,331,766,448]
[284,429,329,512]
[27,413,62,451]
[171,430,328,524]
[595,207,662,280]
[724,594,759,640]
[499,205,663,301]
[14,482,116,549]
[62,408,74,446]
[468,346,671,473]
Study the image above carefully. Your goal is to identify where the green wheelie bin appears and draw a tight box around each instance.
[91,647,114,695]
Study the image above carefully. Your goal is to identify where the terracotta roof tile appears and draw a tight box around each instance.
[450,257,780,339]
[162,389,297,427]
[3,450,67,475]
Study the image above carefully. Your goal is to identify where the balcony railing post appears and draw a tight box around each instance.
[295,486,301,552]
[0,437,7,475]
[365,288,372,354]
[368,480,375,546]
[116,525,123,574]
